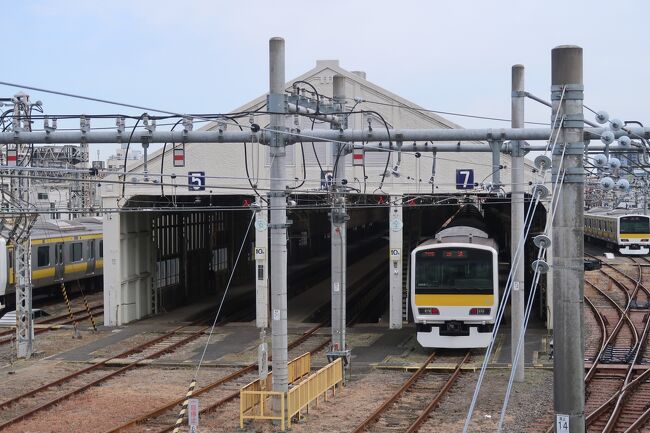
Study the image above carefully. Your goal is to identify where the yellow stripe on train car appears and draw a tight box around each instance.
[95,258,104,269]
[621,234,650,239]
[32,267,56,279]
[78,234,102,240]
[31,236,75,245]
[414,294,494,306]
[64,262,88,273]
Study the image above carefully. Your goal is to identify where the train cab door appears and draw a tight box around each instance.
[87,240,96,275]
[54,243,64,281]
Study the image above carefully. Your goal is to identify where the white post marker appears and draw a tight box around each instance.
[556,414,569,433]
[188,398,199,432]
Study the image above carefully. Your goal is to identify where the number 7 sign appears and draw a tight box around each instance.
[456,169,474,190]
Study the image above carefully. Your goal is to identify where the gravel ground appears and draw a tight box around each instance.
[3,366,239,433]
[0,326,109,368]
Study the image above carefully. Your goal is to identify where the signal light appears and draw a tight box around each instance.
[418,307,440,315]
[469,308,491,315]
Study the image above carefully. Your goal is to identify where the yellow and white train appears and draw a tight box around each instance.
[584,210,650,255]
[410,205,498,348]
[0,217,103,312]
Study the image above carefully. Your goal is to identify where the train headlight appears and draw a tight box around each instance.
[469,308,491,315]
[418,307,439,315]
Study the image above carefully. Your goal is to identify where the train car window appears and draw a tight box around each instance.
[99,240,103,258]
[70,242,83,262]
[89,240,95,259]
[415,248,493,294]
[37,246,50,267]
[620,216,650,234]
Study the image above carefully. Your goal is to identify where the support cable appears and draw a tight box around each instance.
[463,88,569,433]
[168,210,255,431]
[497,163,567,431]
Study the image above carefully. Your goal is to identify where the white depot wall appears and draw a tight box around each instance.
[102,60,537,203]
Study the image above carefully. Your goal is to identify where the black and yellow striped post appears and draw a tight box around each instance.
[60,283,80,339]
[79,284,97,332]
[172,379,197,433]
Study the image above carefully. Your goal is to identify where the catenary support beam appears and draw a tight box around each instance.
[551,45,585,433]
[1,127,648,145]
[510,64,525,383]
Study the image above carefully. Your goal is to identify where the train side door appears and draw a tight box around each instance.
[87,240,96,275]
[54,243,64,281]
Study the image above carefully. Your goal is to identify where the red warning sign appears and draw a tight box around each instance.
[173,147,185,167]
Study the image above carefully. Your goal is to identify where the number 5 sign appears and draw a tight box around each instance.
[188,171,205,191]
[456,169,474,190]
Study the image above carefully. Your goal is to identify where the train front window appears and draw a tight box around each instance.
[415,248,493,294]
[620,216,650,234]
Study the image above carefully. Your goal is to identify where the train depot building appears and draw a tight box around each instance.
[100,59,549,344]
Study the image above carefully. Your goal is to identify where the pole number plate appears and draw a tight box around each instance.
[456,169,474,190]
[556,414,569,433]
[188,171,206,191]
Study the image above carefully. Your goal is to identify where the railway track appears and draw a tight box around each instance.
[351,351,471,433]
[539,255,650,433]
[0,320,211,430]
[99,257,386,432]
[0,303,103,346]
[102,322,330,433]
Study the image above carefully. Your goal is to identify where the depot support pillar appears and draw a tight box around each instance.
[331,75,348,352]
[389,195,403,329]
[269,37,289,396]
[551,45,585,433]
[510,64,525,382]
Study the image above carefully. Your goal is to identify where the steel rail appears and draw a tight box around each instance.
[350,351,438,433]
[108,263,385,433]
[603,312,650,432]
[545,261,643,433]
[602,262,650,433]
[405,352,471,433]
[103,322,327,433]
[0,303,103,337]
[584,295,608,383]
[152,332,335,433]
[0,308,104,345]
[0,323,211,430]
[584,279,639,371]
[0,321,192,410]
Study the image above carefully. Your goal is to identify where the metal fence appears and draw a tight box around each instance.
[240,353,344,431]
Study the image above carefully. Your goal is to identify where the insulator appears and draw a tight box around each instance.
[534,155,552,171]
[595,111,609,124]
[533,234,552,249]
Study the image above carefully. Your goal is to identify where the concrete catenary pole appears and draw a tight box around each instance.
[331,75,348,352]
[510,64,525,382]
[268,37,289,396]
[551,45,585,433]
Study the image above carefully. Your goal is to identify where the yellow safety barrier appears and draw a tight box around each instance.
[240,353,313,431]
[288,352,311,383]
[286,357,344,428]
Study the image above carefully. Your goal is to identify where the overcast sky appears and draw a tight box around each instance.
[3,0,649,160]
